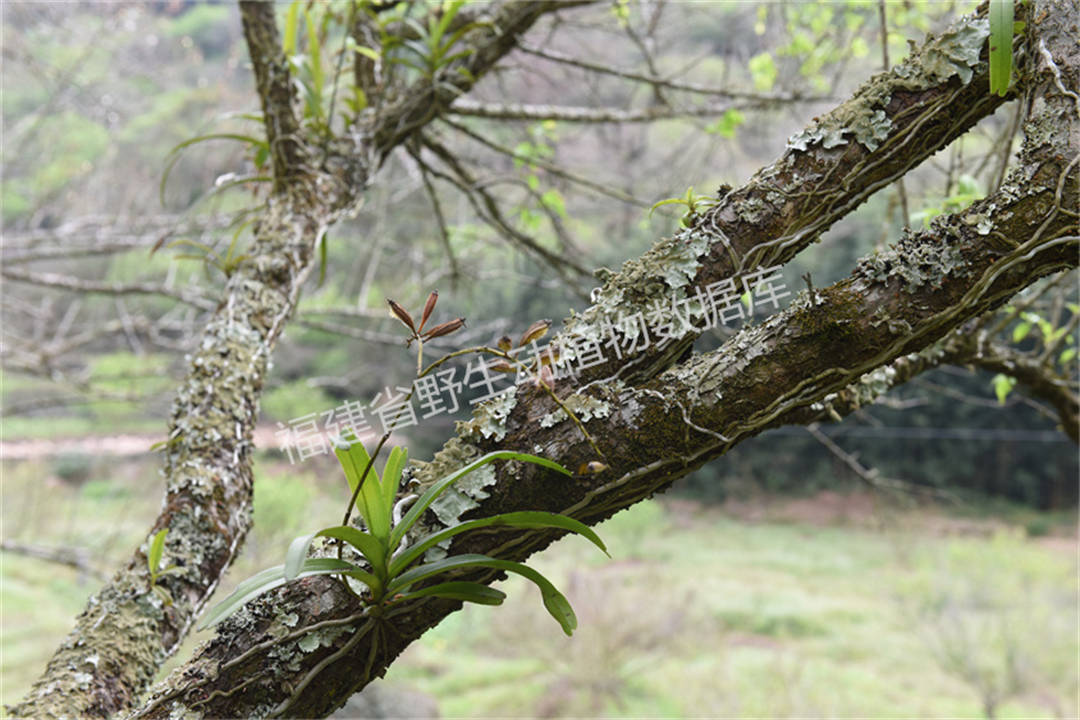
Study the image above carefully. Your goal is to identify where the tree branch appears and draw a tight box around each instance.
[516,41,831,103]
[448,97,759,123]
[1,539,105,581]
[239,1,305,191]
[1,267,216,312]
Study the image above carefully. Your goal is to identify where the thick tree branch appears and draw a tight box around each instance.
[240,1,305,191]
[368,2,594,162]
[560,3,1016,385]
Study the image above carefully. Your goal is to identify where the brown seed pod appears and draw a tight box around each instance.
[418,290,438,332]
[422,317,466,341]
[518,319,551,347]
[496,335,513,352]
[490,360,515,373]
[387,298,416,333]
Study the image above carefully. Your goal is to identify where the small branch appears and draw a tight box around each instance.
[878,0,910,227]
[1,539,106,580]
[805,424,956,501]
[448,98,758,123]
[1,267,216,311]
[417,162,462,285]
[517,42,827,103]
[440,116,652,208]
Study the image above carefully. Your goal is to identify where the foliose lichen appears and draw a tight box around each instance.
[407,436,481,491]
[787,102,894,153]
[458,389,517,442]
[856,230,970,292]
[562,226,712,352]
[895,18,990,87]
[429,463,497,527]
[539,394,612,428]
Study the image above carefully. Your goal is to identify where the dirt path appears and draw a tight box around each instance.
[1,426,284,460]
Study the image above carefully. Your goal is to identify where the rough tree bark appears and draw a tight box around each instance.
[11,1,1078,718]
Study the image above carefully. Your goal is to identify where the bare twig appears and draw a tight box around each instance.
[1,539,106,580]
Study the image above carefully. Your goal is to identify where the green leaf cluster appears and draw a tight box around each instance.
[202,439,607,636]
[383,0,489,87]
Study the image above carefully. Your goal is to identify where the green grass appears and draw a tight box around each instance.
[2,458,1076,718]
[386,500,1077,719]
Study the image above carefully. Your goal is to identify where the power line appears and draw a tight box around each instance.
[768,426,1071,443]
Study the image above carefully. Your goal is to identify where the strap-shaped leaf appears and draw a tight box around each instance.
[389,451,570,550]
[389,511,607,577]
[381,446,407,518]
[286,527,387,588]
[333,432,373,495]
[160,134,267,205]
[333,436,383,537]
[385,553,578,636]
[989,0,1015,96]
[303,7,323,101]
[147,528,167,574]
[315,526,387,584]
[443,21,493,58]
[392,581,506,606]
[282,1,300,56]
[284,533,317,581]
[199,558,360,629]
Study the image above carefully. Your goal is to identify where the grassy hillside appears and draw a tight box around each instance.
[3,455,1075,718]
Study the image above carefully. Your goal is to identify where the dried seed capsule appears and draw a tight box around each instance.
[496,335,513,352]
[387,299,416,333]
[418,290,438,332]
[518,319,551,347]
[422,317,466,341]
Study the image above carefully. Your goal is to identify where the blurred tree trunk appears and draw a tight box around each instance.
[11,0,1077,717]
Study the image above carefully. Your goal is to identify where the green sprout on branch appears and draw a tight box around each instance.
[649,186,719,228]
[146,528,184,606]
